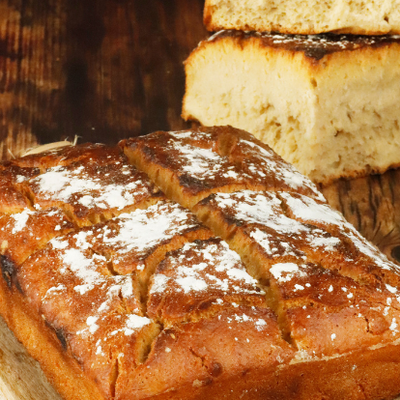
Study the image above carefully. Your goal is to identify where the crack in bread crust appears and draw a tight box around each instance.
[1,127,400,399]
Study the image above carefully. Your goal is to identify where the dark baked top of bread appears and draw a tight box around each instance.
[2,126,400,399]
[120,126,322,209]
[206,30,400,60]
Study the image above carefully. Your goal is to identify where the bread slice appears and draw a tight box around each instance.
[204,0,400,35]
[182,32,400,184]
[2,127,400,399]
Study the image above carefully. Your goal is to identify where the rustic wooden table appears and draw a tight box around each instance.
[0,0,399,397]
[0,0,205,157]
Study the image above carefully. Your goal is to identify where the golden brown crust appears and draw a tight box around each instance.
[279,344,400,400]
[205,30,400,63]
[120,126,322,209]
[0,207,74,275]
[120,127,258,208]
[116,307,294,400]
[24,160,162,227]
[0,163,40,213]
[270,262,400,356]
[87,200,212,276]
[0,269,105,400]
[13,143,125,171]
[147,238,266,326]
[1,127,400,399]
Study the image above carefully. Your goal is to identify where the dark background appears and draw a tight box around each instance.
[0,0,206,159]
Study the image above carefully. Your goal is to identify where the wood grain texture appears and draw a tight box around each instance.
[0,317,61,400]
[321,169,400,265]
[0,0,399,398]
[0,0,206,159]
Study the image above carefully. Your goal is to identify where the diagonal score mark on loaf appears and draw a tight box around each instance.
[194,190,400,357]
[0,143,164,295]
[2,143,216,398]
[16,203,213,397]
[119,125,324,210]
[0,161,75,287]
[121,126,400,360]
[20,148,163,228]
[18,228,159,399]
[2,128,400,398]
[0,144,159,398]
[0,143,160,266]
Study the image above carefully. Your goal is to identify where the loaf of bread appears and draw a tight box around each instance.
[204,0,400,35]
[2,126,400,399]
[182,31,400,184]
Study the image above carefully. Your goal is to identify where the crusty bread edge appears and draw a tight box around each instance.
[182,35,400,185]
[0,274,105,400]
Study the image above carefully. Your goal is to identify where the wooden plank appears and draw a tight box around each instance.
[321,168,400,265]
[0,317,60,399]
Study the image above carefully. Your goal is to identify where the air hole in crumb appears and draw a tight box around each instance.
[392,246,400,263]
[310,78,317,88]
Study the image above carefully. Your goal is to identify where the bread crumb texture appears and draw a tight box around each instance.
[204,0,400,35]
[183,32,400,184]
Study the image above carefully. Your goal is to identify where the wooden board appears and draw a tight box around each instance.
[0,318,60,400]
[321,169,400,265]
[0,0,399,398]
